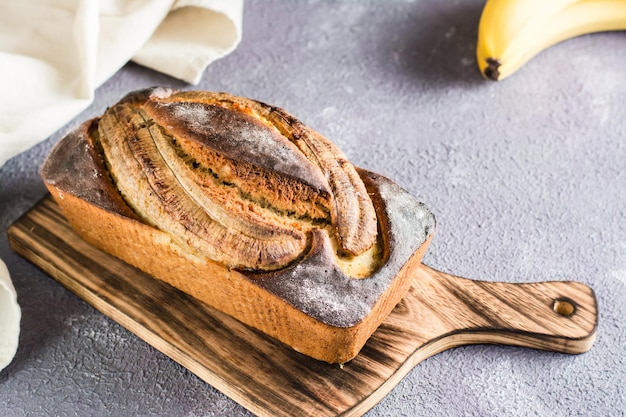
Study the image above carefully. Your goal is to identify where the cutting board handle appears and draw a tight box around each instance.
[412,265,598,354]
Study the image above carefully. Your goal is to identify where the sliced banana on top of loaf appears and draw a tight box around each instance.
[86,87,378,272]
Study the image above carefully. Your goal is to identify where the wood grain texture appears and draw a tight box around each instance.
[7,196,598,417]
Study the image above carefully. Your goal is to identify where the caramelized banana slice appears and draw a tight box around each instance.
[93,87,378,271]
[272,113,378,256]
[143,97,333,225]
[153,90,378,256]
[97,103,307,270]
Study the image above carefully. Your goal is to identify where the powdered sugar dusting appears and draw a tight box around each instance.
[250,171,435,327]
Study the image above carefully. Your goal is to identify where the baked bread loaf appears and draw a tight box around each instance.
[41,87,435,363]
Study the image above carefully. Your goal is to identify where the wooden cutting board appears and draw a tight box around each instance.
[7,196,598,417]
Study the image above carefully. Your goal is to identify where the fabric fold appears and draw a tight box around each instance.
[0,0,243,169]
[133,0,243,84]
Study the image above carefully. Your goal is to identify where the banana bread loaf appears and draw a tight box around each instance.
[41,87,435,363]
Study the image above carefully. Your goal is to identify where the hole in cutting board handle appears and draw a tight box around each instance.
[412,265,598,355]
[552,298,576,317]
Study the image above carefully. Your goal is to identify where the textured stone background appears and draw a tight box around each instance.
[1,1,625,416]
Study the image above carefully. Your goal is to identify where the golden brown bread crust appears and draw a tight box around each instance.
[41,88,436,363]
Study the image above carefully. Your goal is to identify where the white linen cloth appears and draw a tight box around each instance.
[0,258,20,372]
[0,0,243,169]
[0,0,243,372]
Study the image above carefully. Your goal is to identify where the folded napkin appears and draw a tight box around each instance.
[0,0,243,372]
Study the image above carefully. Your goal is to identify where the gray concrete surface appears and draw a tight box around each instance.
[1,1,625,416]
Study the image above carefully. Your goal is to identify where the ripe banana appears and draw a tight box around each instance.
[476,0,626,81]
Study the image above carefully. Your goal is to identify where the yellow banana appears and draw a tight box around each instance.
[477,0,626,81]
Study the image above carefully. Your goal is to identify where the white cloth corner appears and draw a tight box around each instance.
[0,0,243,169]
[134,0,244,85]
[0,258,20,372]
[0,0,242,372]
